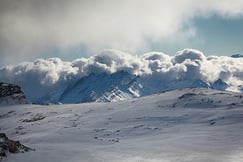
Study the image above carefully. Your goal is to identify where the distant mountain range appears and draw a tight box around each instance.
[36,71,230,104]
[0,49,242,105]
[0,70,240,105]
[231,54,243,58]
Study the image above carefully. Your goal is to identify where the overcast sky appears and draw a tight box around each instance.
[1,0,243,66]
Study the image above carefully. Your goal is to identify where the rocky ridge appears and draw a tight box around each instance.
[0,82,30,106]
[0,133,35,161]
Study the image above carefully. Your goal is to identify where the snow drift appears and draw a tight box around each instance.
[0,49,242,103]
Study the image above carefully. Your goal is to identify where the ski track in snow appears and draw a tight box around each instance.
[0,88,243,162]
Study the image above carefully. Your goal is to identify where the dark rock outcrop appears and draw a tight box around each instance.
[0,82,30,105]
[0,133,35,161]
[0,82,22,97]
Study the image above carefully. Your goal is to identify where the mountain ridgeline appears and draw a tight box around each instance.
[0,49,243,105]
[36,71,231,104]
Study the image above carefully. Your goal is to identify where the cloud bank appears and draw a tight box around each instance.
[0,49,243,101]
[1,0,243,65]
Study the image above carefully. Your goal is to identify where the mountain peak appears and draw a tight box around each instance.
[231,54,243,58]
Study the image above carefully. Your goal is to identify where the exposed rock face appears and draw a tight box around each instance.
[0,82,30,105]
[0,133,35,161]
[0,82,22,97]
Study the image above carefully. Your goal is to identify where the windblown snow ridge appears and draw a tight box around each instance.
[0,49,242,104]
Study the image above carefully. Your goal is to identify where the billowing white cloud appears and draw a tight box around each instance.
[0,49,243,101]
[1,0,243,65]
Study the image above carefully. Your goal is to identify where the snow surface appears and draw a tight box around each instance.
[0,95,29,106]
[1,88,243,162]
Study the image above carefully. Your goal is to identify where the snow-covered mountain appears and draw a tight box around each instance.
[1,88,243,162]
[0,49,243,104]
[231,54,243,58]
[0,82,30,106]
[38,71,230,104]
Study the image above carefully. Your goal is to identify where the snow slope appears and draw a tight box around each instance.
[1,88,243,162]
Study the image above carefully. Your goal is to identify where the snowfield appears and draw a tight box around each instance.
[1,88,243,162]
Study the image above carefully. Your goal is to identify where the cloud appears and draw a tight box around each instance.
[1,0,243,65]
[0,48,243,101]
[172,49,206,64]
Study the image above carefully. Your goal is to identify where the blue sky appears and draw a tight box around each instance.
[146,15,243,56]
[191,16,243,55]
[0,0,243,66]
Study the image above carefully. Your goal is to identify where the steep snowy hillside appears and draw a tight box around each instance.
[1,88,243,162]
[56,71,137,103]
[0,82,30,106]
